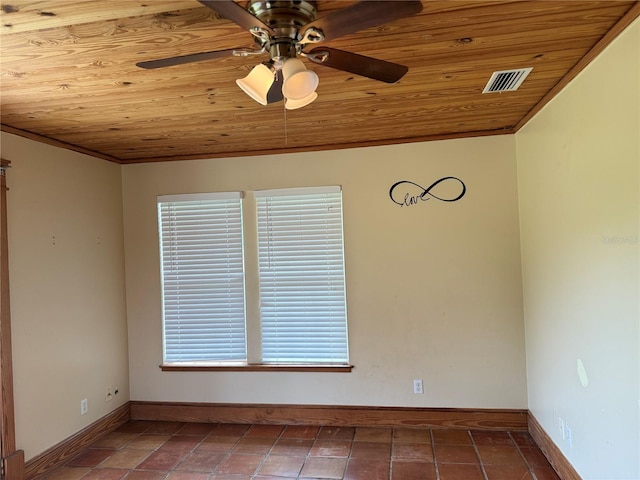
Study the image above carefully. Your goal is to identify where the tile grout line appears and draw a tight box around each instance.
[297,427,319,480]
[89,421,159,478]
[250,424,287,479]
[509,431,541,480]
[290,427,313,480]
[343,426,357,480]
[430,429,440,480]
[468,430,490,480]
[192,423,245,478]
[345,426,356,479]
[169,422,214,475]
[294,425,351,479]
[172,422,208,478]
[134,422,187,477]
[388,427,395,480]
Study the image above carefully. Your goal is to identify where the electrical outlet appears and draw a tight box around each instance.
[80,398,88,415]
[413,379,424,394]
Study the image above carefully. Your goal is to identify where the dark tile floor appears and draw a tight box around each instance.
[44,421,561,480]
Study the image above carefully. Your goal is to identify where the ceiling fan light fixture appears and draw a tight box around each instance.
[282,57,319,100]
[285,91,318,110]
[236,63,275,105]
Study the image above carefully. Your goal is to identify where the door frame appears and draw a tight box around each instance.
[1,159,24,479]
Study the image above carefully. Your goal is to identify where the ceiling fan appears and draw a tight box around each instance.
[136,0,423,109]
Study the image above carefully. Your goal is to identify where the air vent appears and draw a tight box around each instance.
[482,68,532,93]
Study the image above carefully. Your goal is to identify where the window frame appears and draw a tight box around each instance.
[158,187,352,373]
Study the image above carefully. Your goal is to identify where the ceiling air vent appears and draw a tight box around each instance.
[483,67,532,93]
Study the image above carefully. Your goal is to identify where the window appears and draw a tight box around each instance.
[256,187,349,364]
[157,187,349,370]
[158,193,246,363]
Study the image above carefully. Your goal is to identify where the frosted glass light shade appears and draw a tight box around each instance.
[282,58,319,100]
[285,91,318,110]
[236,64,274,105]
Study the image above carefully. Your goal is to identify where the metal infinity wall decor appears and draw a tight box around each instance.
[389,177,466,207]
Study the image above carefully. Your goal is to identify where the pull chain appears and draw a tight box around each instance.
[283,100,288,145]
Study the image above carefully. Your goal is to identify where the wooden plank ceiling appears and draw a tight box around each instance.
[1,1,638,163]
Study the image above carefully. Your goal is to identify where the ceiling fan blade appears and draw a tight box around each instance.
[306,47,408,84]
[136,49,240,69]
[300,1,422,44]
[198,0,274,35]
[266,72,284,104]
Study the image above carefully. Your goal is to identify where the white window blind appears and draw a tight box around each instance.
[158,193,246,363]
[256,187,348,364]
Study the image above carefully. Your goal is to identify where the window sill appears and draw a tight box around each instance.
[160,363,353,373]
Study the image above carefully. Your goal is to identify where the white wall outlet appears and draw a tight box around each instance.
[106,387,113,402]
[413,379,424,394]
[80,398,88,415]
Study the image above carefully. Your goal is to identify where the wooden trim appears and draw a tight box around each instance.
[3,450,25,480]
[24,403,130,480]
[528,412,582,480]
[118,129,512,164]
[3,122,510,165]
[1,159,25,479]
[0,125,122,164]
[130,401,528,431]
[515,2,640,131]
[160,364,353,372]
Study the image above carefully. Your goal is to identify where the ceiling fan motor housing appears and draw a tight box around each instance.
[247,0,318,60]
[137,1,420,86]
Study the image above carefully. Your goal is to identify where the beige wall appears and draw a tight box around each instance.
[516,19,639,480]
[2,132,130,461]
[122,135,528,408]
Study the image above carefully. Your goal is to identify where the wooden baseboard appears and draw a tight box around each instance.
[528,412,582,480]
[24,403,130,480]
[130,401,528,431]
[27,401,586,480]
